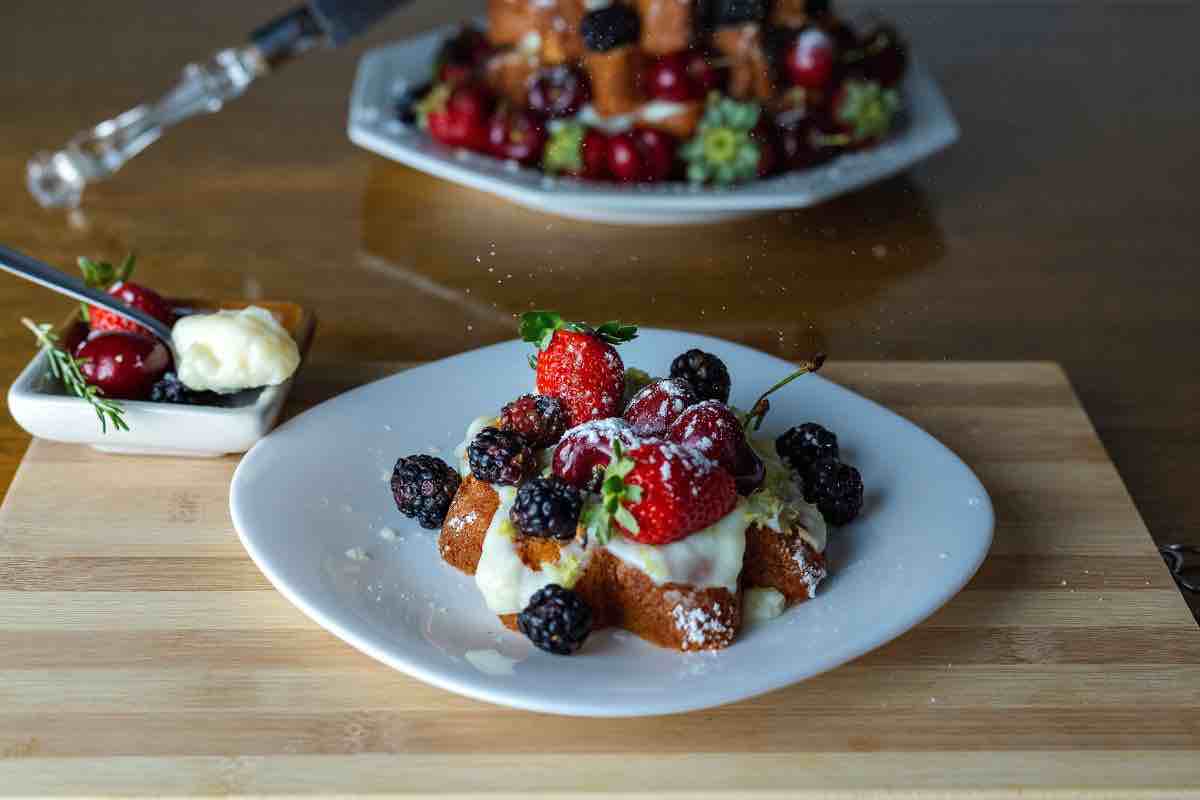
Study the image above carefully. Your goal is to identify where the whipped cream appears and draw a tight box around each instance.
[743,587,786,624]
[474,484,593,614]
[173,306,299,394]
[605,500,750,593]
[575,100,692,134]
[746,437,828,553]
[457,420,825,615]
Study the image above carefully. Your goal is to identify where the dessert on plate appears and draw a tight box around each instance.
[390,312,865,654]
[397,0,908,186]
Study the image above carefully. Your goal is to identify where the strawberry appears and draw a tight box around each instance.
[521,311,638,428]
[624,377,698,436]
[583,440,737,546]
[418,82,494,152]
[78,254,174,337]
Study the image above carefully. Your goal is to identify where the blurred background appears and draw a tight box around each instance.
[1,1,1198,613]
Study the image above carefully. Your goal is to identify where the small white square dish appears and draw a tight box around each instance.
[347,24,959,225]
[7,300,315,458]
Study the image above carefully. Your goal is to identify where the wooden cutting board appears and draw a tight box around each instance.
[1,361,1198,798]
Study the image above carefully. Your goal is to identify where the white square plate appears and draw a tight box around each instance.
[348,25,959,224]
[230,329,993,716]
[7,302,315,458]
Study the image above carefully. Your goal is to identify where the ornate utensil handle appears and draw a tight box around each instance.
[26,46,267,209]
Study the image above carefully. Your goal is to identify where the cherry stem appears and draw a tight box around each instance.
[743,353,826,432]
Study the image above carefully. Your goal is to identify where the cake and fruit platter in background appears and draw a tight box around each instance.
[390,312,864,655]
[394,0,908,187]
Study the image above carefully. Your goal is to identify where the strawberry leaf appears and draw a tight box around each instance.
[593,320,638,346]
[586,439,642,545]
[520,311,565,351]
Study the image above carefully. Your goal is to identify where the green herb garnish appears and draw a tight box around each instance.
[22,317,128,434]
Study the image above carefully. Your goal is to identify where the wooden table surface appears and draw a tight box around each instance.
[1,0,1197,609]
[3,361,1199,797]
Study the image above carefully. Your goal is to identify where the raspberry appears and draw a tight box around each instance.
[623,378,698,436]
[499,394,568,448]
[467,427,536,486]
[803,457,864,526]
[510,476,583,540]
[776,423,839,477]
[669,349,732,404]
[517,584,593,655]
[391,454,462,529]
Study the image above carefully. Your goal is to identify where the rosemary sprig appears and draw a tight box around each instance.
[22,317,129,434]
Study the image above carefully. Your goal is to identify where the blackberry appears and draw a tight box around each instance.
[710,0,767,28]
[149,372,223,406]
[517,584,593,655]
[467,427,536,486]
[803,457,863,526]
[669,349,732,404]
[580,5,640,52]
[776,423,839,476]
[391,454,461,529]
[499,394,568,448]
[510,476,583,540]
[395,81,431,125]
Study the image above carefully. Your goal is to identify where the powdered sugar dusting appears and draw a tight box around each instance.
[447,511,479,532]
[793,545,829,599]
[671,602,729,649]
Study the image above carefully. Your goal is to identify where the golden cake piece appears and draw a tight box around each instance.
[585,46,645,116]
[634,0,693,55]
[440,474,823,651]
[538,0,588,63]
[484,49,540,106]
[713,24,775,101]
[488,0,540,47]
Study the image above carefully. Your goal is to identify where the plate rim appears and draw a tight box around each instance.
[231,330,994,716]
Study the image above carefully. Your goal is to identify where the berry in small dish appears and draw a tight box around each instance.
[8,254,316,456]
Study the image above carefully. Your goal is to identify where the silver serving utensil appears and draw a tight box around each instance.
[0,244,179,364]
[27,0,408,209]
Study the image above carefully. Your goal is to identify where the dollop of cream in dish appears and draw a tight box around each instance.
[173,306,300,394]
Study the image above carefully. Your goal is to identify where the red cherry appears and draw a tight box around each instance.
[785,28,836,89]
[76,332,171,401]
[685,50,724,94]
[486,108,548,165]
[632,127,677,182]
[731,441,766,495]
[606,133,643,183]
[667,400,744,475]
[624,378,698,436]
[750,120,780,178]
[580,129,611,180]
[552,418,643,490]
[644,53,699,102]
[528,65,591,119]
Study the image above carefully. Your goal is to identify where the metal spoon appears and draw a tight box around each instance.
[0,244,179,363]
